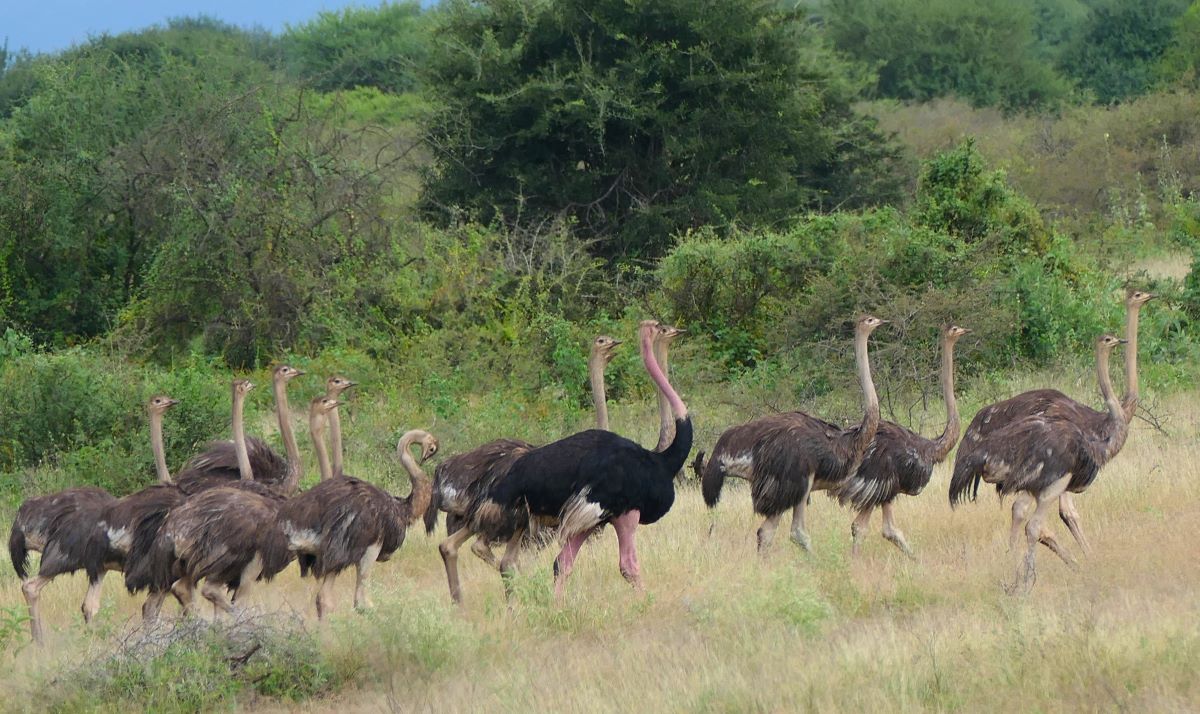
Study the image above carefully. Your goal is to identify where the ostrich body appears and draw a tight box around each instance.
[324,375,357,479]
[949,335,1129,591]
[175,365,304,496]
[953,290,1153,553]
[429,334,621,604]
[149,382,297,617]
[11,395,177,643]
[835,325,969,557]
[483,319,692,600]
[696,316,885,553]
[275,402,436,618]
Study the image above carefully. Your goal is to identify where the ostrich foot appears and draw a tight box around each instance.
[789,530,812,552]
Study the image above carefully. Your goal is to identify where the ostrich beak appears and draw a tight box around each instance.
[167,399,181,407]
[1117,338,1129,344]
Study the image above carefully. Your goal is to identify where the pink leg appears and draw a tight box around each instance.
[611,510,643,592]
[553,528,595,601]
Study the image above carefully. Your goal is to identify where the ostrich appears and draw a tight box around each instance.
[834,325,970,557]
[10,395,177,643]
[695,315,886,553]
[949,334,1129,591]
[148,381,297,617]
[481,319,692,600]
[324,375,357,479]
[275,401,436,618]
[653,326,686,478]
[427,334,622,604]
[953,289,1154,553]
[175,364,304,496]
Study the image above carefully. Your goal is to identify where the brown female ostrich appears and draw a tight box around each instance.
[324,375,357,479]
[9,395,177,643]
[480,319,691,600]
[950,335,1128,591]
[696,315,886,553]
[835,325,970,557]
[427,334,622,604]
[148,381,297,617]
[175,365,304,496]
[953,289,1154,553]
[275,402,436,618]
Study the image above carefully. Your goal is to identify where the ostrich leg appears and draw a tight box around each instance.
[470,539,499,569]
[1058,493,1092,555]
[1012,475,1072,594]
[439,526,475,604]
[880,502,915,559]
[81,576,105,624]
[552,528,595,601]
[1008,492,1035,551]
[611,510,643,591]
[353,543,383,610]
[21,576,51,644]
[789,475,815,551]
[850,507,874,555]
[315,574,337,619]
[498,527,526,600]
[756,514,782,553]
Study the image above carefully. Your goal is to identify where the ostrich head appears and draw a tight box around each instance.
[146,395,180,415]
[1126,288,1156,308]
[855,314,887,336]
[233,379,254,397]
[310,395,342,416]
[325,375,357,396]
[398,431,439,464]
[591,335,623,364]
[656,323,685,345]
[1098,334,1126,351]
[943,325,971,343]
[273,364,305,384]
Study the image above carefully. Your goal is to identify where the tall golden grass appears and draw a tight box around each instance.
[1,388,1198,712]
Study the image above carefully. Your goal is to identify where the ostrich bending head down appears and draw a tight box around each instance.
[482,319,691,601]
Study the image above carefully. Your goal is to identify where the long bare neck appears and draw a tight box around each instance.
[232,389,253,481]
[397,431,433,528]
[274,378,302,495]
[931,336,960,462]
[589,354,610,431]
[150,410,172,484]
[1122,304,1141,422]
[642,331,687,420]
[654,339,675,452]
[851,328,880,456]
[310,412,333,481]
[327,393,345,478]
[1097,345,1129,462]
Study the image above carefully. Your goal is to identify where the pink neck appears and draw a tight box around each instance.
[641,327,687,419]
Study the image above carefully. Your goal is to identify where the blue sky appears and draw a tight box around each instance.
[3,1,435,55]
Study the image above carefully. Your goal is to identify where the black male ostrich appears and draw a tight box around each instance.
[174,365,304,496]
[146,385,308,617]
[426,334,622,603]
[10,395,177,643]
[695,315,885,553]
[481,319,692,600]
[953,289,1154,553]
[275,402,436,618]
[834,325,970,557]
[950,334,1129,591]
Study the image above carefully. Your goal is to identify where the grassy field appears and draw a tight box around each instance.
[1,384,1198,712]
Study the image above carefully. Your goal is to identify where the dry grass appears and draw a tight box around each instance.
[2,390,1199,713]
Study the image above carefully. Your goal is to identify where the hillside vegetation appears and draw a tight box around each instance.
[0,0,1199,710]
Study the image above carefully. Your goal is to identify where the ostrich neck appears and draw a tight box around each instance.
[310,412,333,481]
[588,353,610,431]
[328,405,345,478]
[1097,345,1128,461]
[654,340,675,452]
[274,378,302,495]
[852,329,880,456]
[1122,305,1141,422]
[931,337,960,462]
[396,430,432,528]
[641,329,687,419]
[232,389,253,481]
[150,410,172,484]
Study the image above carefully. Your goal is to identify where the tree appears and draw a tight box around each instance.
[821,0,1070,110]
[420,0,902,257]
[1160,1,1200,88]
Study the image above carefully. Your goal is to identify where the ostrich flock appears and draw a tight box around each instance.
[6,290,1155,644]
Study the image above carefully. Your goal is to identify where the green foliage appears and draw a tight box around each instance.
[281,2,429,93]
[821,0,1070,110]
[1058,0,1191,103]
[1160,1,1200,87]
[421,0,903,256]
